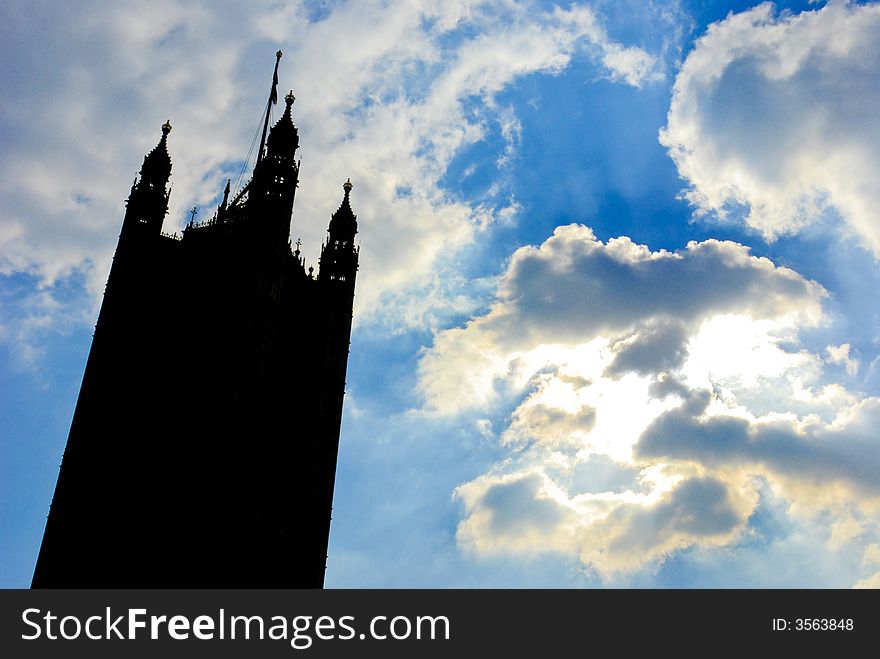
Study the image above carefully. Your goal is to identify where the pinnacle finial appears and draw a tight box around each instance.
[343,178,353,195]
[285,90,295,107]
[162,120,172,136]
[276,50,283,59]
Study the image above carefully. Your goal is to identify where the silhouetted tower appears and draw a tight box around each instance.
[32,54,359,587]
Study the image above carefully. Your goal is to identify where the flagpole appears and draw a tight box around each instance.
[257,50,283,166]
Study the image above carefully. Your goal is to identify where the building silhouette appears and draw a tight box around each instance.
[32,53,358,587]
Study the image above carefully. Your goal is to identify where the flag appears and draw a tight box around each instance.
[270,50,281,105]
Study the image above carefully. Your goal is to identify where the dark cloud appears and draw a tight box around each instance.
[481,473,570,536]
[636,398,880,496]
[488,226,823,349]
[603,477,745,554]
[647,373,695,401]
[605,321,689,378]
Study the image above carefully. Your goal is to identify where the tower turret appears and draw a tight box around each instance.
[248,91,300,244]
[121,121,172,238]
[318,179,359,283]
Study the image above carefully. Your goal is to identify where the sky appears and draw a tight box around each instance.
[1,0,879,588]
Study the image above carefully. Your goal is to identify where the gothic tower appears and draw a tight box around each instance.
[32,55,359,587]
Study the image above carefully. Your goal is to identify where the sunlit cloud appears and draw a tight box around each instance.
[421,224,879,579]
[419,224,823,414]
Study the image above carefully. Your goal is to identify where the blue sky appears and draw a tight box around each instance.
[2,0,880,587]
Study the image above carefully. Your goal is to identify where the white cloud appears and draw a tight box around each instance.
[660,1,880,257]
[863,543,880,566]
[0,0,660,346]
[501,379,596,449]
[854,571,880,589]
[825,343,860,376]
[829,516,863,550]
